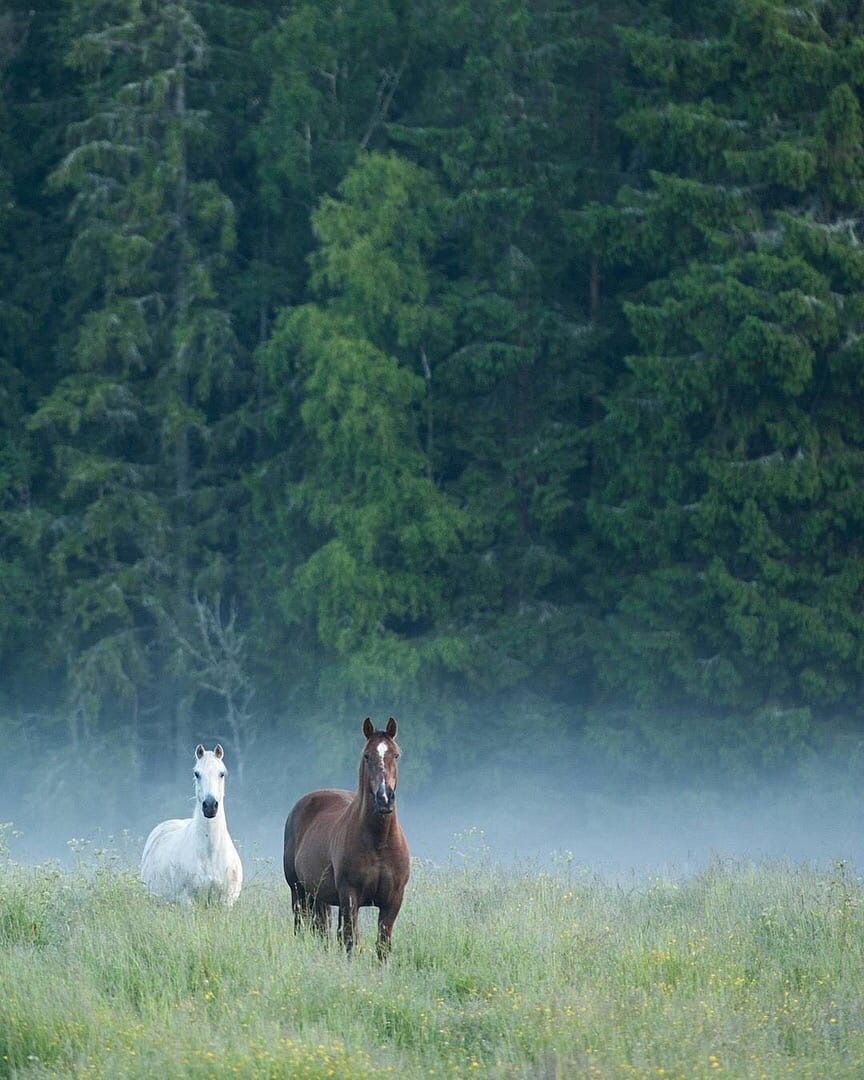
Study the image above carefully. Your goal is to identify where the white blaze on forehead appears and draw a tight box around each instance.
[377,741,389,761]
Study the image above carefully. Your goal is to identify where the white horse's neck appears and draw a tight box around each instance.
[191,806,232,853]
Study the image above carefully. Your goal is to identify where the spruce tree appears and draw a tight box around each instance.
[29,0,244,752]
[388,0,616,711]
[589,0,864,755]
[0,3,74,714]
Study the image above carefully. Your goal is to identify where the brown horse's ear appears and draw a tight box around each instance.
[385,716,398,738]
[362,717,375,739]
[195,744,205,759]
[213,744,224,759]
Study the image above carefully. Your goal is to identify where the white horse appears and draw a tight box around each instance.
[141,744,243,907]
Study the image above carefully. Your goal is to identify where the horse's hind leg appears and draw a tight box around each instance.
[290,882,308,934]
[291,883,328,938]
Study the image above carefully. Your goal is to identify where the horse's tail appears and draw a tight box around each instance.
[283,805,299,885]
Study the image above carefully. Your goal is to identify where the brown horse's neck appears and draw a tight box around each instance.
[355,767,400,841]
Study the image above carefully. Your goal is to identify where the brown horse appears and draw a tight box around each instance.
[283,717,410,959]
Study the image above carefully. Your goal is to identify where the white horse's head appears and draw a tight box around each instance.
[194,744,227,820]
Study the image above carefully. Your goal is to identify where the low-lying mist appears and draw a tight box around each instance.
[4,723,863,880]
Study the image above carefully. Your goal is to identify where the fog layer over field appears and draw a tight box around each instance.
[3,724,863,878]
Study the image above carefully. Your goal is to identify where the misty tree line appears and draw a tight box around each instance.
[2,0,864,778]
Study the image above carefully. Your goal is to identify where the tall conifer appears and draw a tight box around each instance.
[29,0,242,751]
[590,0,864,751]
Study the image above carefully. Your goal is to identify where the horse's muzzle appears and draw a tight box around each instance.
[375,787,396,814]
[202,797,219,819]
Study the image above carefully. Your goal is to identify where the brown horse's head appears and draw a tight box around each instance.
[360,716,400,815]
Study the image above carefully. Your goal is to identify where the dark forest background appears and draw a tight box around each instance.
[3,0,864,816]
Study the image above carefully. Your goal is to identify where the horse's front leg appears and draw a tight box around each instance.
[312,898,331,937]
[376,890,404,962]
[337,888,359,955]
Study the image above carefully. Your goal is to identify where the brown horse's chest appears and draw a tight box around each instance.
[334,836,407,906]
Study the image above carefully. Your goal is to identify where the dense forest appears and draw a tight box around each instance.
[3,0,864,789]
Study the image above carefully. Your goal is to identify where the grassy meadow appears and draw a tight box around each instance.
[1,829,863,1078]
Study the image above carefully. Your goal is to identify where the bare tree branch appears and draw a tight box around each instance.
[166,593,254,778]
[360,51,408,150]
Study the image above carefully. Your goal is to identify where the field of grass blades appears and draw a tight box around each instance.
[1,833,863,1078]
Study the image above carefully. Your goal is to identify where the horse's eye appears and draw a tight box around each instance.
[194,771,201,780]
[219,772,225,779]
[395,753,400,760]
[363,752,370,761]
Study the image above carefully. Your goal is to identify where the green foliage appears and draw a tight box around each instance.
[253,153,464,699]
[15,0,251,743]
[310,154,439,344]
[4,0,864,770]
[588,0,864,732]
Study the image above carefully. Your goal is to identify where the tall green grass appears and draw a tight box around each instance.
[1,829,863,1077]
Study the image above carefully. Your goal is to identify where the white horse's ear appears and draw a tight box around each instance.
[213,744,224,759]
[195,744,205,759]
[362,717,375,739]
[386,716,398,738]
